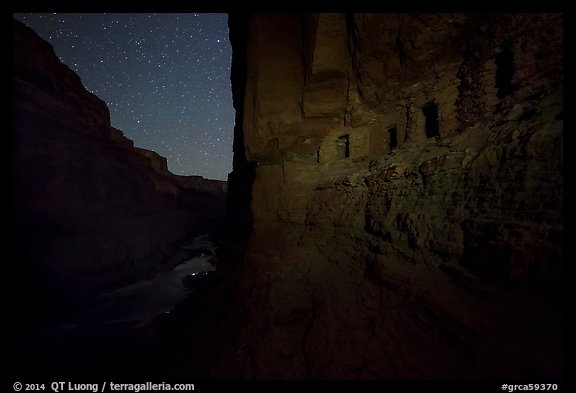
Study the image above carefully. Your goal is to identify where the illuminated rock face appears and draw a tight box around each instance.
[12,19,226,308]
[217,13,563,378]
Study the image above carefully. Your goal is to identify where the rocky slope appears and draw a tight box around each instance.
[210,13,563,379]
[12,19,226,315]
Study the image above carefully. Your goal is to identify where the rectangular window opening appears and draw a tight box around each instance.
[337,134,350,159]
[389,126,398,150]
[422,102,440,139]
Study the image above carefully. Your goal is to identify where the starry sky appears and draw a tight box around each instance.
[13,13,234,181]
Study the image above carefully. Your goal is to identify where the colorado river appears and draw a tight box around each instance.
[73,233,217,324]
[12,233,218,377]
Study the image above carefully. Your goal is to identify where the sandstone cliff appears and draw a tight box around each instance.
[212,13,563,379]
[12,19,226,314]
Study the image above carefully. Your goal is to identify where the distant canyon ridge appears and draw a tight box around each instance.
[12,19,226,315]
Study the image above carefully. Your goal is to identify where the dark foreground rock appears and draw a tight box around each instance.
[202,13,563,379]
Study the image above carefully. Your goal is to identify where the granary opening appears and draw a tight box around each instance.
[422,102,440,139]
[389,126,398,150]
[496,42,516,98]
[337,134,350,159]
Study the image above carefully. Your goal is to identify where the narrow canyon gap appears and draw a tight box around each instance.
[11,18,227,339]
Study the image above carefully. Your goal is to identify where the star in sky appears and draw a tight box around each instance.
[13,13,234,181]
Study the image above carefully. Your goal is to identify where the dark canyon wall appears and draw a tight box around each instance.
[213,13,563,379]
[12,20,226,312]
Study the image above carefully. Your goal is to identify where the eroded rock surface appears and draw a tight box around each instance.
[212,13,563,379]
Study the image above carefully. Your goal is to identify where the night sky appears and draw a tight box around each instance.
[13,13,234,181]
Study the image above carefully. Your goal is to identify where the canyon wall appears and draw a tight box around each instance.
[214,13,563,379]
[12,19,226,313]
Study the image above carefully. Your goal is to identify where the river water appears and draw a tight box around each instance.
[12,233,218,377]
[74,233,217,324]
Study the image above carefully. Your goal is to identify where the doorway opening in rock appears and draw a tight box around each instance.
[422,102,440,139]
[337,134,350,159]
[389,127,398,150]
[496,42,516,98]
